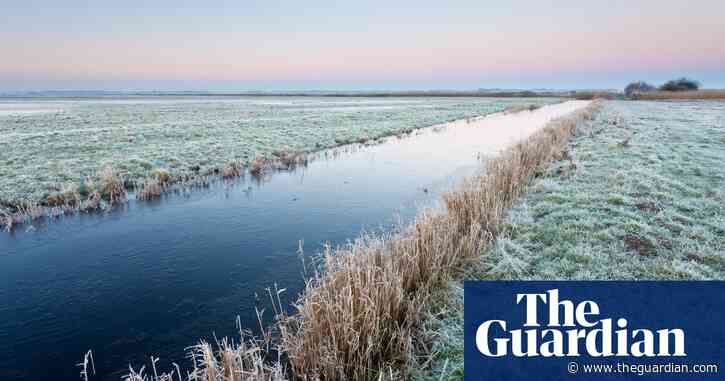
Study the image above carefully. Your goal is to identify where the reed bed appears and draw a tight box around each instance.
[136,179,165,201]
[0,154,301,230]
[122,339,286,381]
[101,102,599,380]
[0,165,128,230]
[118,294,288,381]
[571,91,617,100]
[98,165,127,204]
[629,90,725,100]
[502,103,542,114]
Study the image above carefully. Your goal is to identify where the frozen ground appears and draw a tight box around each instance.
[484,100,725,280]
[415,100,725,380]
[0,96,555,206]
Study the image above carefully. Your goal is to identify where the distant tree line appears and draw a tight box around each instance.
[624,78,700,96]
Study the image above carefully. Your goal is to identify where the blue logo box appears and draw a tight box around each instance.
[464,281,724,380]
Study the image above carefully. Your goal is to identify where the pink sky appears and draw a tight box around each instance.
[2,1,724,90]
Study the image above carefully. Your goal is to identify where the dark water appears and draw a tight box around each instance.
[0,101,581,380]
[0,126,489,381]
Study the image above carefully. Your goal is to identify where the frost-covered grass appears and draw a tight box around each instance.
[0,96,554,209]
[415,100,725,380]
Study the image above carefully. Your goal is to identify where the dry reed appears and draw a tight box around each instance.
[99,165,127,204]
[503,104,541,114]
[0,166,127,230]
[77,350,95,381]
[273,150,309,170]
[278,101,601,380]
[571,91,616,100]
[222,162,244,178]
[0,212,12,232]
[120,310,287,381]
[250,156,269,177]
[153,169,172,183]
[136,179,165,201]
[0,150,309,230]
[47,183,82,207]
[630,90,725,100]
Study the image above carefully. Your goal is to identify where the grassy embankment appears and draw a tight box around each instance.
[414,100,725,380]
[119,102,601,380]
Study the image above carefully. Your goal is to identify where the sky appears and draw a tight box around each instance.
[1,0,724,91]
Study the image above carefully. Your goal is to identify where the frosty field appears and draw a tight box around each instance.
[415,100,725,380]
[0,99,578,380]
[0,96,554,208]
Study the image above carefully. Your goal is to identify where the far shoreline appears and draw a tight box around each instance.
[1,90,572,98]
[4,89,725,100]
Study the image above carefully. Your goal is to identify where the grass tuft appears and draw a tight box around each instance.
[152,168,172,183]
[273,150,309,170]
[222,162,243,178]
[98,165,127,204]
[47,183,81,207]
[136,179,165,201]
[119,309,287,380]
[250,156,269,177]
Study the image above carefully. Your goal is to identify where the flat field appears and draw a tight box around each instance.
[0,96,554,207]
[416,100,725,380]
[482,100,725,280]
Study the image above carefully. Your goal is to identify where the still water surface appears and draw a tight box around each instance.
[0,101,586,380]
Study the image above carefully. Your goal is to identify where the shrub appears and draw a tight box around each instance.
[98,165,127,204]
[659,78,700,92]
[624,81,655,96]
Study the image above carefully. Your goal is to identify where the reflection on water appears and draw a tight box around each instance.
[0,101,587,381]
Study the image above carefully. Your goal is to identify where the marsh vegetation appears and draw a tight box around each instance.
[0,96,556,228]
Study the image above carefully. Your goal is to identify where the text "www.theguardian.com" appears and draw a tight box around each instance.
[568,361,719,376]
